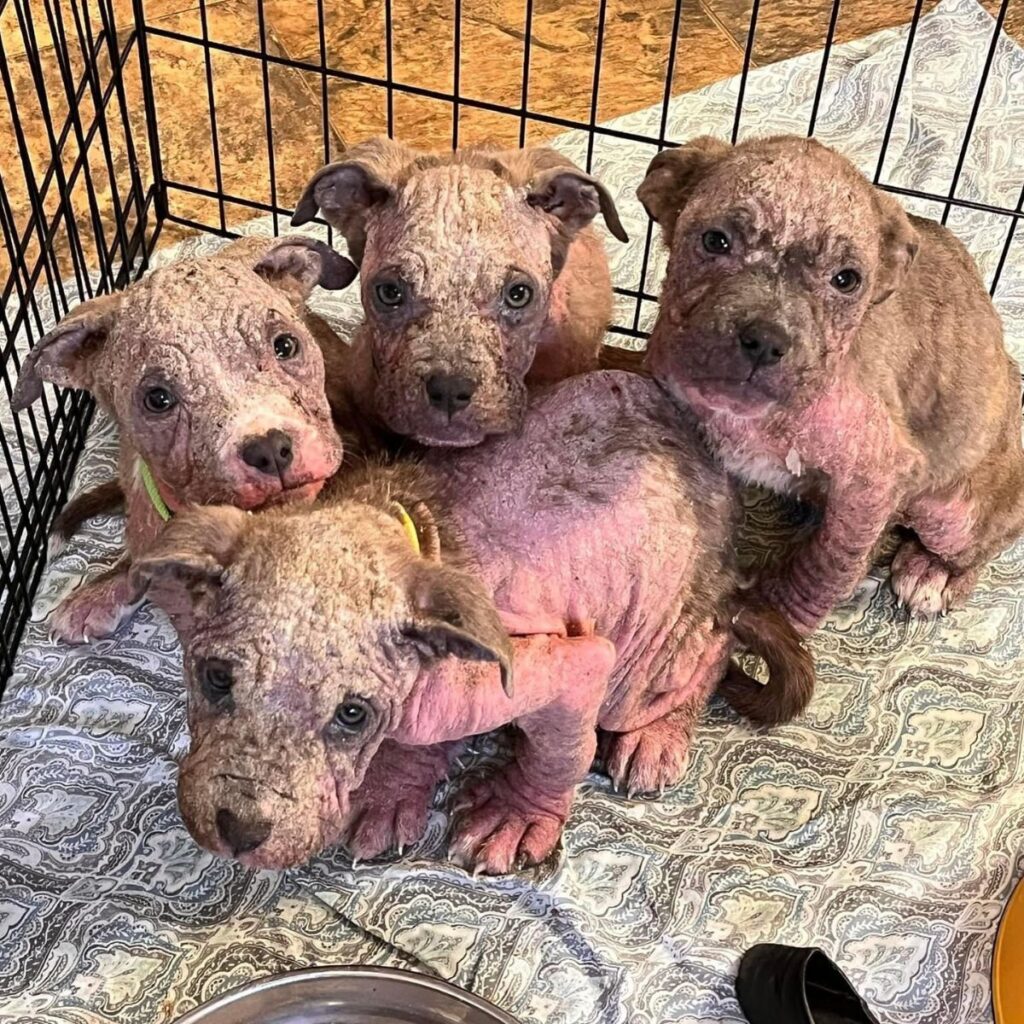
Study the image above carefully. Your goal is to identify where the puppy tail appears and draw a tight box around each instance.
[51,479,124,545]
[719,594,815,727]
[597,343,649,376]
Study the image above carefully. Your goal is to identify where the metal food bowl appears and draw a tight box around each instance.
[171,966,521,1024]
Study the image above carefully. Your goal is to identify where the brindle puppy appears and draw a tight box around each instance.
[640,134,1024,632]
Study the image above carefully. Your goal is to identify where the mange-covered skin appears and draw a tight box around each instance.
[12,236,358,641]
[135,372,813,874]
[292,138,628,447]
[640,134,1024,632]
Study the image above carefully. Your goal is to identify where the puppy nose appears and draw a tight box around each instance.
[737,319,791,366]
[216,808,272,854]
[240,429,293,475]
[424,373,477,418]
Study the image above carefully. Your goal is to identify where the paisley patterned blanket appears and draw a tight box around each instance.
[2,1,1022,1020]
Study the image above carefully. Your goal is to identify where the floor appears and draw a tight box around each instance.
[1,0,1022,287]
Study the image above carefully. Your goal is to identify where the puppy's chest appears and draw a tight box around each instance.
[703,421,826,500]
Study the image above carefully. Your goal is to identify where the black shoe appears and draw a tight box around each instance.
[736,944,880,1024]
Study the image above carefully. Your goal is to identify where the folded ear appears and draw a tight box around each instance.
[130,505,249,628]
[291,137,417,263]
[402,562,513,695]
[637,136,732,241]
[253,236,358,303]
[12,291,123,411]
[526,158,629,244]
[871,192,920,305]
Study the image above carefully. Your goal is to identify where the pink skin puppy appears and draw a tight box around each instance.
[12,237,358,642]
[132,371,813,875]
[292,137,628,447]
[639,134,1024,633]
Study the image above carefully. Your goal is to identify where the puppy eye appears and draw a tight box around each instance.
[273,333,300,360]
[503,281,533,310]
[702,230,731,255]
[330,699,371,736]
[374,281,405,309]
[831,269,861,293]
[199,658,234,705]
[143,385,177,414]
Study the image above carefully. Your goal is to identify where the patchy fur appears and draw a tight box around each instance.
[13,237,359,641]
[135,371,814,874]
[293,138,627,446]
[641,134,1024,631]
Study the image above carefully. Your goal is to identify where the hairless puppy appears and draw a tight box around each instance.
[292,138,628,447]
[639,134,1024,633]
[13,236,359,641]
[132,371,813,875]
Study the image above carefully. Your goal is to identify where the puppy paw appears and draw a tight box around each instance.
[890,541,979,617]
[345,781,438,862]
[449,767,571,875]
[601,717,691,798]
[50,569,139,643]
[343,741,450,861]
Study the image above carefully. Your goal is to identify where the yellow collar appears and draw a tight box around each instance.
[392,501,420,555]
[139,460,173,522]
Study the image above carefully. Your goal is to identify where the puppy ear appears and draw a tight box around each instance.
[402,562,513,695]
[525,161,629,244]
[130,505,249,627]
[871,192,920,305]
[637,136,731,240]
[253,236,358,303]
[12,291,123,412]
[291,137,415,263]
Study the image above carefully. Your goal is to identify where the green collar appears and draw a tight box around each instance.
[139,460,173,522]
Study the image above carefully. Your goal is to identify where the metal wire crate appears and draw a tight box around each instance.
[1,0,1021,685]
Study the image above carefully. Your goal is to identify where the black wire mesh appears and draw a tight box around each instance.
[1,0,1021,686]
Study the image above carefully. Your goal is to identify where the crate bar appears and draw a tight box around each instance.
[256,0,280,235]
[58,0,133,294]
[132,0,168,220]
[385,0,395,136]
[807,0,842,137]
[518,0,535,146]
[315,0,333,246]
[452,0,462,149]
[989,184,1024,297]
[874,0,925,183]
[940,0,1009,226]
[584,0,610,173]
[197,0,227,232]
[629,0,684,335]
[731,0,760,144]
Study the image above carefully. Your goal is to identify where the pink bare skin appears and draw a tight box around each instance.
[292,137,628,447]
[640,134,1024,633]
[133,371,813,875]
[12,237,359,642]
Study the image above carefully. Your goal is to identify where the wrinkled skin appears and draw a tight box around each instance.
[293,138,628,447]
[641,134,1024,632]
[12,236,358,641]
[136,372,770,874]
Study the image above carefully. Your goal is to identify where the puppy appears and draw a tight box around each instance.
[13,236,358,641]
[132,371,814,874]
[292,138,628,446]
[639,134,1024,633]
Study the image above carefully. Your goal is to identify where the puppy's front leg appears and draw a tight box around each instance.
[762,482,895,634]
[445,633,616,875]
[344,740,456,861]
[49,554,140,643]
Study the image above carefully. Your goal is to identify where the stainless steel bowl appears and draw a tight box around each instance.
[171,966,521,1024]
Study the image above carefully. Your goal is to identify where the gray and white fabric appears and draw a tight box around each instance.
[2,1,1023,1021]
